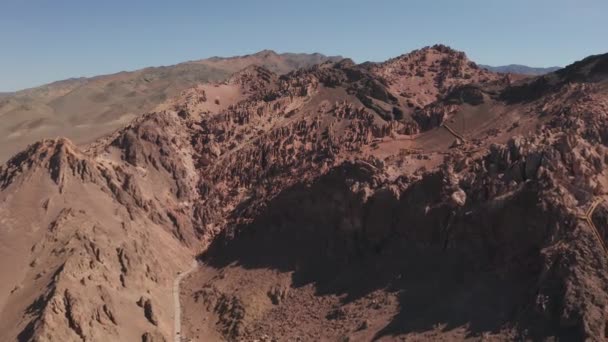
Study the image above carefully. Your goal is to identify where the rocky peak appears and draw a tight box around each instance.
[252,49,280,58]
[372,45,499,109]
[0,138,98,191]
[376,44,478,78]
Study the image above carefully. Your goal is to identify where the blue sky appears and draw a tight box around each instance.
[1,0,607,91]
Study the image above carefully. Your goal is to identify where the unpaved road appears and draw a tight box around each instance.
[174,260,199,342]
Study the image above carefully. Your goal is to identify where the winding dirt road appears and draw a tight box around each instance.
[174,260,199,342]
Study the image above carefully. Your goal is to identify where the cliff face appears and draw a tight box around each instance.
[1,48,608,341]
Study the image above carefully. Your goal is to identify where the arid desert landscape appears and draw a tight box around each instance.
[2,2,608,341]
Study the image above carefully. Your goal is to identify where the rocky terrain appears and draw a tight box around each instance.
[0,50,342,163]
[1,45,608,341]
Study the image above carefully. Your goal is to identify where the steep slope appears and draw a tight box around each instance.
[0,139,187,341]
[1,47,608,341]
[0,50,342,163]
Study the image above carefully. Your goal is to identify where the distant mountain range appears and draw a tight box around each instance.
[479,64,561,75]
[0,50,566,163]
[0,50,342,162]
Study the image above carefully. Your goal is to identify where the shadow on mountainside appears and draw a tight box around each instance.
[201,163,569,340]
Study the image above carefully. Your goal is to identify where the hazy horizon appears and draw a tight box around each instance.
[1,0,606,91]
[1,47,570,93]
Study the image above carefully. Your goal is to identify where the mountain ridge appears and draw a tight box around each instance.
[0,50,342,163]
[7,50,343,94]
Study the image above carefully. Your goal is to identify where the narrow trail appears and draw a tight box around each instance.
[174,260,199,342]
[579,198,608,257]
[441,123,466,142]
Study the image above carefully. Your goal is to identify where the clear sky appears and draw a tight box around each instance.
[1,0,607,91]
